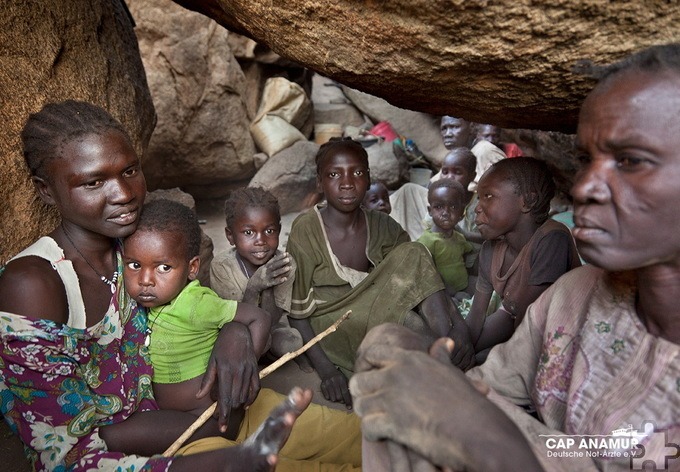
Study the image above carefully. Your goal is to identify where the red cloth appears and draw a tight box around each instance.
[503,142,524,158]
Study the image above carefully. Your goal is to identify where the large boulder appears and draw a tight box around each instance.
[0,1,154,264]
[366,141,410,188]
[129,0,256,198]
[249,140,321,214]
[173,0,680,132]
[343,87,447,168]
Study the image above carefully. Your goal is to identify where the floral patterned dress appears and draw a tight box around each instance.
[0,237,173,471]
[468,265,679,471]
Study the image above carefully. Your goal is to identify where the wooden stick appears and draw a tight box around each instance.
[162,310,351,457]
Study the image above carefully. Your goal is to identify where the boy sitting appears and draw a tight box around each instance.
[210,187,310,370]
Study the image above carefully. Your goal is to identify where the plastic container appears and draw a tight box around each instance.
[370,121,398,142]
[314,123,343,144]
[409,168,433,187]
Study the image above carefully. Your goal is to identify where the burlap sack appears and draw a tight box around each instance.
[250,77,313,157]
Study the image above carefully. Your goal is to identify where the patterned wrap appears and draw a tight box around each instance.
[468,265,680,471]
[0,237,172,471]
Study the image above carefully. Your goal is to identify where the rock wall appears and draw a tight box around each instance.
[342,87,448,168]
[0,0,155,263]
[174,0,680,132]
[128,0,257,198]
[249,140,320,214]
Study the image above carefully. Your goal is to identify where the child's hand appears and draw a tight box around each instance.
[248,253,293,292]
[319,367,353,408]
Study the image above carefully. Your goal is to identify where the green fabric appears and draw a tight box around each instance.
[148,280,237,383]
[417,228,473,293]
[287,206,445,374]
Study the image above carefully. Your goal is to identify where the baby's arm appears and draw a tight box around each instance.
[233,303,272,358]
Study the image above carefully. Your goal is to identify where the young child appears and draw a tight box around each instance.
[418,179,474,299]
[123,199,362,470]
[438,147,482,243]
[361,180,391,214]
[124,199,270,423]
[467,157,581,363]
[210,187,311,370]
[287,137,474,407]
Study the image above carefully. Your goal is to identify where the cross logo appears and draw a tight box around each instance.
[630,422,679,470]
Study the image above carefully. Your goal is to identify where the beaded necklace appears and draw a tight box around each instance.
[61,224,119,292]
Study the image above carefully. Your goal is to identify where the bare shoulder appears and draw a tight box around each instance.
[0,256,68,323]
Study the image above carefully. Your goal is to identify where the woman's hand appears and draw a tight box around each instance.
[168,388,313,472]
[197,322,260,433]
[350,337,542,471]
[354,323,432,373]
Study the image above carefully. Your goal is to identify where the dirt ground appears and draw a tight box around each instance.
[0,200,341,470]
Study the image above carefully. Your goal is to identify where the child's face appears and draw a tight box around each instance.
[317,148,370,214]
[36,130,146,239]
[226,206,281,273]
[440,116,471,150]
[474,168,525,240]
[440,153,475,190]
[123,229,199,308]
[363,183,391,214]
[428,187,465,233]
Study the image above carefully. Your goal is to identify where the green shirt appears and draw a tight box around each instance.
[418,228,473,293]
[148,280,237,384]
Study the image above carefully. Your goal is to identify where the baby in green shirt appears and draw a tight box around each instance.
[123,199,363,469]
[417,179,474,300]
[123,199,270,431]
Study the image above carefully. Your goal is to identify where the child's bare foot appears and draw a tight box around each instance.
[242,387,313,461]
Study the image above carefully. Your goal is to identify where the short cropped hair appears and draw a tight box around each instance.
[315,137,369,174]
[368,179,389,189]
[489,157,555,225]
[445,147,477,175]
[224,187,281,231]
[428,178,468,208]
[135,199,202,260]
[21,100,131,181]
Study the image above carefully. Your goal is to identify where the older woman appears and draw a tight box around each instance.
[350,43,680,471]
